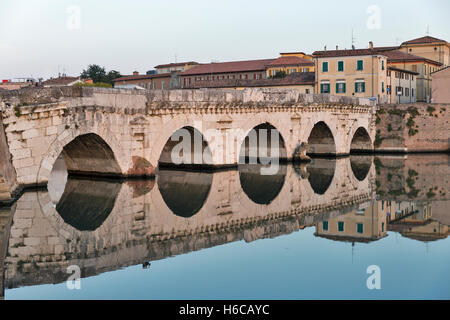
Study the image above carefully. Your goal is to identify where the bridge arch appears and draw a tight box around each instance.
[238,122,287,164]
[37,128,124,185]
[158,126,213,168]
[306,121,337,156]
[350,127,373,153]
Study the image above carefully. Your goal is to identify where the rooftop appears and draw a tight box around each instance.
[402,36,447,45]
[113,73,172,82]
[312,48,384,58]
[381,50,442,66]
[154,61,199,69]
[267,56,314,67]
[41,76,81,86]
[180,59,275,76]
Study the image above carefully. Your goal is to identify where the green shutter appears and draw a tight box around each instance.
[338,221,344,232]
[355,82,358,93]
[323,221,329,231]
[320,84,324,93]
[362,82,365,92]
[357,60,363,70]
[336,83,339,93]
[343,83,346,93]
[338,61,344,71]
[323,62,328,72]
[357,223,364,234]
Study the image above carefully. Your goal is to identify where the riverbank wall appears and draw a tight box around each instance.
[375,103,449,153]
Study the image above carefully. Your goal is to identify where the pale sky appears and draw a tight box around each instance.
[1,0,449,79]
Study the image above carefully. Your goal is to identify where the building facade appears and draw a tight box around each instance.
[431,66,450,103]
[380,50,442,102]
[266,55,315,78]
[399,36,450,68]
[386,66,418,104]
[313,44,388,102]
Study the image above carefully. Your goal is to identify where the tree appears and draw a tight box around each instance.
[104,70,122,85]
[81,64,107,83]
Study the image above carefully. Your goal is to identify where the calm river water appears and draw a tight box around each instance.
[1,154,449,299]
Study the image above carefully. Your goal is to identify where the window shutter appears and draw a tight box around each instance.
[320,84,324,93]
[355,82,358,93]
[362,82,365,92]
[343,83,346,93]
[336,83,339,93]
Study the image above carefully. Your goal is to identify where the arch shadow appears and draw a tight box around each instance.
[307,121,337,157]
[350,127,373,154]
[239,122,287,164]
[158,126,213,169]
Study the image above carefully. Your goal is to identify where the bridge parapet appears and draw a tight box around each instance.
[1,87,376,111]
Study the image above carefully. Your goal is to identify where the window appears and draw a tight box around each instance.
[357,60,364,71]
[320,82,330,93]
[387,70,391,77]
[382,81,385,93]
[355,80,365,93]
[382,60,385,70]
[396,86,403,96]
[336,81,346,93]
[412,65,418,72]
[302,68,309,72]
[387,85,391,95]
[290,69,295,74]
[412,88,414,97]
[405,88,410,96]
[322,61,328,72]
[305,89,310,94]
[323,221,329,231]
[357,223,364,234]
[338,61,344,72]
[338,221,344,232]
[382,222,385,232]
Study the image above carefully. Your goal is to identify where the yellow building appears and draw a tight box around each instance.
[313,43,388,102]
[266,55,315,78]
[315,201,388,243]
[380,50,443,102]
[399,36,450,68]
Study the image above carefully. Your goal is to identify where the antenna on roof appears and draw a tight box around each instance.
[426,25,430,36]
[351,28,356,49]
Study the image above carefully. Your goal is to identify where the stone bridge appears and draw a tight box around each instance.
[0,156,375,292]
[0,87,376,202]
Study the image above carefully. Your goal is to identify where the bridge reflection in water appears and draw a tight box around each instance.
[0,155,449,296]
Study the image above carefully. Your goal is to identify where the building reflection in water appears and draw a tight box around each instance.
[0,154,449,295]
[315,201,388,243]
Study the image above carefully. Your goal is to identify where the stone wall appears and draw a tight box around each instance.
[0,114,18,204]
[375,103,450,153]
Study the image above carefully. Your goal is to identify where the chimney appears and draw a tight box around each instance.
[133,71,139,76]
[324,45,327,51]
[336,45,339,50]
[369,41,374,49]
